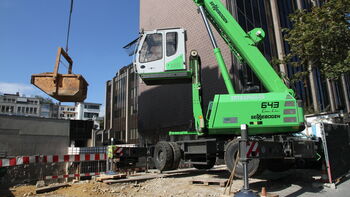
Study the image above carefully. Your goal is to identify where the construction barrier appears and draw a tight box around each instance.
[0,153,107,168]
[44,167,147,180]
[68,147,107,155]
[45,172,104,180]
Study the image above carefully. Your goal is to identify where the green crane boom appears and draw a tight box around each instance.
[194,0,293,95]
[189,0,303,135]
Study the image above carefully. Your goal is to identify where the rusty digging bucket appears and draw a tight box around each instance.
[31,47,88,102]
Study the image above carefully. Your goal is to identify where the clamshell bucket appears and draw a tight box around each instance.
[31,47,88,102]
[135,28,191,85]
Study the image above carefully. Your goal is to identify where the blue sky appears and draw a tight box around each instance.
[0,0,139,109]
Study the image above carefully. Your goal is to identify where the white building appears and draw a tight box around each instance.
[58,105,77,119]
[0,92,58,118]
[58,102,101,129]
[76,102,101,121]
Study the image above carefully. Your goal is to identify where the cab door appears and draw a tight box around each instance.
[136,31,164,74]
[163,29,186,71]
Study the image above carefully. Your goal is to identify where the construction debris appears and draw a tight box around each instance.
[35,180,45,188]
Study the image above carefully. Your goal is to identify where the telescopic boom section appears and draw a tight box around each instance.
[194,0,293,95]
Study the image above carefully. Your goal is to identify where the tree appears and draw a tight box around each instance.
[284,0,350,80]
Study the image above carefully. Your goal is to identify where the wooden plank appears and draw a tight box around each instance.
[96,174,127,182]
[190,178,228,187]
[35,183,70,194]
[104,174,166,184]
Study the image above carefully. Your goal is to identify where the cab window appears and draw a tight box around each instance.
[139,33,163,63]
[166,32,178,57]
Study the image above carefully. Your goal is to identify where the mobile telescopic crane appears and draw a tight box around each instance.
[133,0,318,177]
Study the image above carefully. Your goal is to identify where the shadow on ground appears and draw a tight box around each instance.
[162,166,327,196]
[0,185,15,197]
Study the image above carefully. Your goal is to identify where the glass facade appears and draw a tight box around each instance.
[105,64,139,144]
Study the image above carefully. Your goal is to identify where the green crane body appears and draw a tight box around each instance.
[186,0,303,136]
[137,0,305,136]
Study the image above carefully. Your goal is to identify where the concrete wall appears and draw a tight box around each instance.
[138,0,233,143]
[0,115,70,156]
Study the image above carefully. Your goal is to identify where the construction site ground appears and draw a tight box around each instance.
[1,165,350,197]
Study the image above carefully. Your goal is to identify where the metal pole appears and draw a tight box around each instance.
[341,74,350,113]
[326,79,336,112]
[240,124,249,190]
[269,0,288,82]
[125,68,129,143]
[234,124,258,197]
[308,64,320,113]
[296,0,303,9]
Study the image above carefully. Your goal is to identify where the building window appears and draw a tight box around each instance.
[84,112,99,119]
[85,105,100,110]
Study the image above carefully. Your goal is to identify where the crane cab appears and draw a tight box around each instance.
[135,28,191,85]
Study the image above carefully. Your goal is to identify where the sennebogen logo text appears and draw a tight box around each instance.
[210,2,228,23]
[251,114,281,120]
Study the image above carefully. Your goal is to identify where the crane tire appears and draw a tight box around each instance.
[169,142,182,170]
[153,141,174,171]
[224,139,263,178]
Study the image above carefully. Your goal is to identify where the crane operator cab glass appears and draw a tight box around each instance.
[135,28,191,85]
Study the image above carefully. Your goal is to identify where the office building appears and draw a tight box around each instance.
[104,64,139,144]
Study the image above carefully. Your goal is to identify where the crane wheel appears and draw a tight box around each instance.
[153,141,174,171]
[224,139,263,178]
[169,142,182,170]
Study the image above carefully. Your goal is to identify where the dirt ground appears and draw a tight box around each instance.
[1,165,346,197]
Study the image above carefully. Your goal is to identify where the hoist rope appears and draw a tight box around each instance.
[65,0,74,53]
